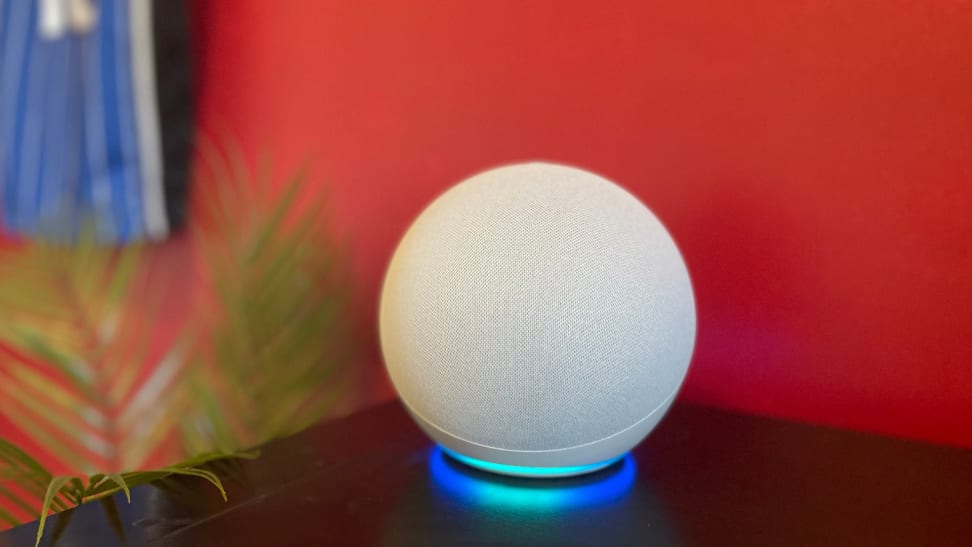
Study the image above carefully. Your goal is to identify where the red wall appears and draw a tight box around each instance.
[192,1,972,448]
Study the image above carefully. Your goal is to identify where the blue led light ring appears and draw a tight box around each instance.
[429,446,637,511]
[439,445,624,477]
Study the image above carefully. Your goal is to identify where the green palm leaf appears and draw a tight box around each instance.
[0,148,359,542]
[182,147,358,453]
[0,241,189,476]
[0,439,63,527]
[2,437,234,546]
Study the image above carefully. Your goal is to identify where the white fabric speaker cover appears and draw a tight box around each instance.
[380,162,696,474]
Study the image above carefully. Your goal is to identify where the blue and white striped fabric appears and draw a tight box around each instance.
[0,0,170,243]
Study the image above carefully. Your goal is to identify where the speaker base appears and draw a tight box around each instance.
[440,445,625,478]
[400,390,678,471]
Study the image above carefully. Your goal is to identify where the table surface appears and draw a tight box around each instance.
[2,400,971,546]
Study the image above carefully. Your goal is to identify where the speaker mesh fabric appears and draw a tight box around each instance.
[380,163,696,452]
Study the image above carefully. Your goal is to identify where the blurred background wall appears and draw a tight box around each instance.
[188,1,971,447]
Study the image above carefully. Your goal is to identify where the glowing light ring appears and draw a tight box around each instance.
[429,446,637,510]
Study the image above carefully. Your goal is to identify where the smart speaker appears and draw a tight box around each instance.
[380,162,696,477]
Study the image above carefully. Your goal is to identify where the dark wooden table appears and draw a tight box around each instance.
[2,400,971,546]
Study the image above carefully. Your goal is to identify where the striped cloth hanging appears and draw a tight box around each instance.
[0,0,193,243]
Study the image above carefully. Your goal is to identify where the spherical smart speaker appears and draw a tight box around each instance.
[380,162,696,478]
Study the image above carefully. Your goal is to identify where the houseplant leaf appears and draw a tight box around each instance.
[181,146,358,454]
[0,145,359,541]
[0,241,190,477]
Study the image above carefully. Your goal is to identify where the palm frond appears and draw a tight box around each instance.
[0,439,55,527]
[0,144,359,541]
[0,242,189,476]
[2,436,235,545]
[182,148,358,453]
